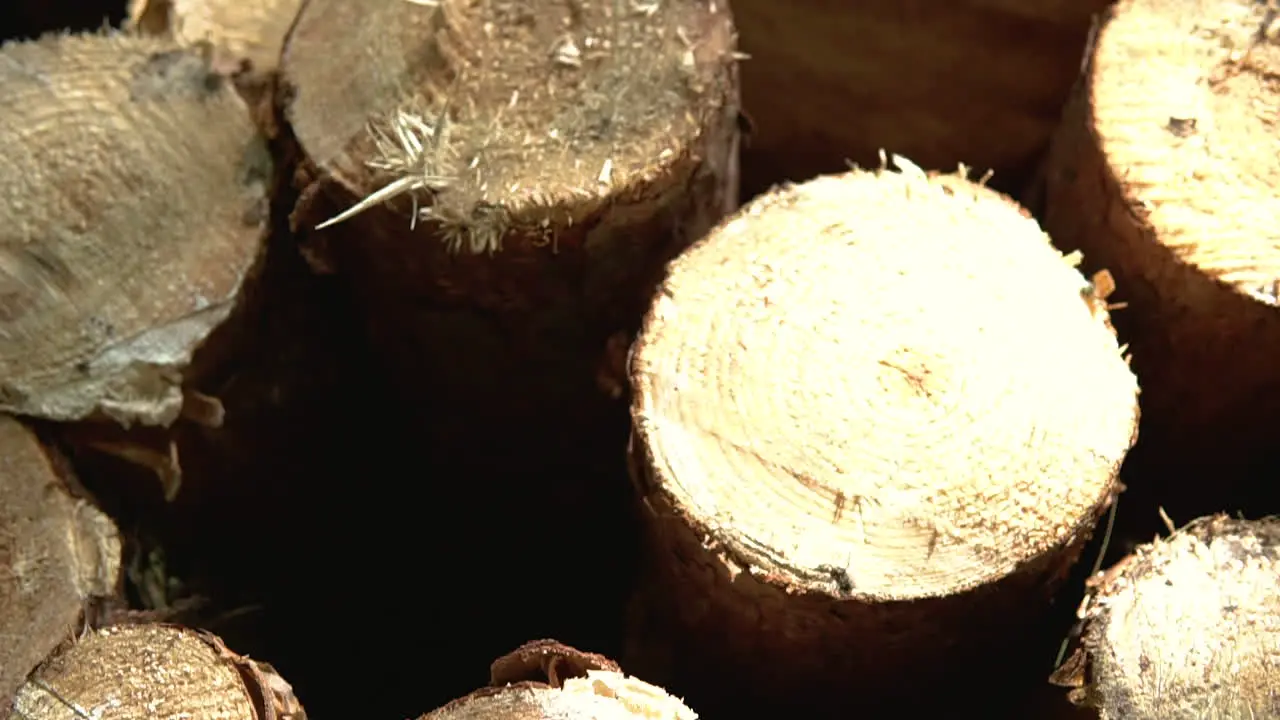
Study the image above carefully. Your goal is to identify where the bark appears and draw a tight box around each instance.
[1052,515,1280,720]
[0,32,272,501]
[732,0,1115,198]
[1039,0,1280,483]
[420,640,696,720]
[125,0,304,75]
[8,624,304,720]
[625,162,1140,716]
[0,416,120,713]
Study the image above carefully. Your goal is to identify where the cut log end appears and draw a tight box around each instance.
[631,162,1139,605]
[10,624,305,720]
[425,640,697,720]
[1075,515,1280,720]
[0,415,121,707]
[1042,0,1280,448]
[0,32,270,428]
[127,0,306,74]
[283,0,737,254]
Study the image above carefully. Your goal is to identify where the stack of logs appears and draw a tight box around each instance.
[2,0,1278,719]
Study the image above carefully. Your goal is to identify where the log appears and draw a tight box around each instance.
[125,0,304,75]
[7,623,304,720]
[1039,0,1280,478]
[420,640,697,720]
[0,415,121,711]
[0,32,272,500]
[1052,515,1280,719]
[625,160,1140,715]
[277,0,739,656]
[731,0,1115,198]
[280,0,739,430]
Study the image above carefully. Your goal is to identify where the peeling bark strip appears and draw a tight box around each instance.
[0,33,271,498]
[1041,0,1280,463]
[1056,515,1280,720]
[8,624,305,720]
[279,0,737,487]
[625,163,1140,714]
[126,0,305,75]
[730,0,1113,196]
[419,640,697,720]
[0,416,121,712]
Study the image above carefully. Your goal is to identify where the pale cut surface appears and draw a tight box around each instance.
[11,625,256,720]
[424,674,697,720]
[630,165,1139,601]
[0,33,269,426]
[127,0,305,72]
[0,415,120,710]
[1083,515,1280,720]
[1092,0,1280,297]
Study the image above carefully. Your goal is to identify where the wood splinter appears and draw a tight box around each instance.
[1052,514,1280,720]
[0,33,274,500]
[625,159,1141,715]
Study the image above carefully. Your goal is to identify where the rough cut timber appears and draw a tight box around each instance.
[625,162,1141,716]
[278,0,739,651]
[281,0,738,419]
[1053,515,1280,720]
[419,639,697,720]
[1040,0,1280,479]
[8,624,305,720]
[731,0,1114,198]
[0,415,120,713]
[0,33,272,499]
[126,0,305,75]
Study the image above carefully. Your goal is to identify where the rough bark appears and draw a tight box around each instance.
[1039,0,1280,485]
[0,416,120,714]
[732,0,1115,198]
[0,32,272,500]
[625,162,1140,715]
[420,640,697,720]
[8,624,304,720]
[1052,515,1280,719]
[125,0,304,75]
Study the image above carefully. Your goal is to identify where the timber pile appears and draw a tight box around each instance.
[4,0,1280,718]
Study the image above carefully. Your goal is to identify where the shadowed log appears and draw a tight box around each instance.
[731,0,1115,198]
[625,161,1140,715]
[0,415,120,712]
